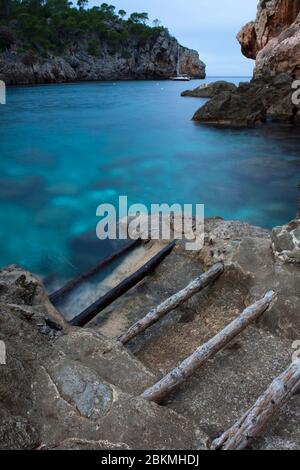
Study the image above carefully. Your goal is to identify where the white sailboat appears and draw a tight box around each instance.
[170,45,191,81]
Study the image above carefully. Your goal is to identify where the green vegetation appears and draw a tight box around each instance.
[0,1,166,56]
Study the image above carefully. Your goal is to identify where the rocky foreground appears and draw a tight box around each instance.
[0,29,205,85]
[1,217,299,450]
[186,0,300,126]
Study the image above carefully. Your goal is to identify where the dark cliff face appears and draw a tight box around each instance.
[237,0,300,78]
[0,31,205,85]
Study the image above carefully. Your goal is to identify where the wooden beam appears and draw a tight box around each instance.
[211,361,300,450]
[70,241,176,327]
[118,262,224,345]
[141,291,277,404]
[50,239,141,305]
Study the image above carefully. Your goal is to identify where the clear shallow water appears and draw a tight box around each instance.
[0,77,299,281]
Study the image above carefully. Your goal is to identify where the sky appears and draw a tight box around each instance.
[89,0,258,76]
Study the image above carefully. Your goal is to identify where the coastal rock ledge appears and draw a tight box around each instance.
[191,0,300,126]
[1,218,300,450]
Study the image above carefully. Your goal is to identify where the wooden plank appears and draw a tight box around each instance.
[70,241,176,327]
[49,239,141,305]
[141,291,277,404]
[118,262,224,345]
[212,361,300,450]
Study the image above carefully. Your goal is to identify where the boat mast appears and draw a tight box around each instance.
[177,45,180,76]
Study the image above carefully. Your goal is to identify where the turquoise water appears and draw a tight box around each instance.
[0,77,299,281]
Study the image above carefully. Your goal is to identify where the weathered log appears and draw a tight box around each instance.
[118,262,224,345]
[141,290,276,403]
[211,360,300,450]
[50,239,141,305]
[70,241,176,327]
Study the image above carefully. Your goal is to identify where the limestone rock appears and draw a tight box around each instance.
[0,31,205,85]
[237,0,300,79]
[192,86,266,126]
[1,218,300,450]
[0,266,203,450]
[56,328,156,395]
[193,0,300,126]
[193,74,295,126]
[272,219,300,264]
[0,264,68,333]
[91,218,300,450]
[181,80,237,98]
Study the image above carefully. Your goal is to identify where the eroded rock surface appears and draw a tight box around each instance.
[94,218,300,450]
[272,218,300,264]
[1,218,300,450]
[181,81,237,98]
[192,0,300,125]
[0,266,203,450]
[237,0,300,79]
[0,31,205,85]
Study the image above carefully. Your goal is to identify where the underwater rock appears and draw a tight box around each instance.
[69,230,128,272]
[0,175,45,202]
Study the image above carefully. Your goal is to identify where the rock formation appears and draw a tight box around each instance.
[272,218,300,263]
[0,30,205,85]
[192,74,295,126]
[1,218,300,450]
[181,81,237,98]
[192,0,300,126]
[0,265,204,450]
[237,0,300,79]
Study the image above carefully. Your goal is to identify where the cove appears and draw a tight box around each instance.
[0,78,299,281]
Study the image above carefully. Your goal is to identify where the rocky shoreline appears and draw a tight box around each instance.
[0,217,299,450]
[184,0,300,126]
[0,30,205,85]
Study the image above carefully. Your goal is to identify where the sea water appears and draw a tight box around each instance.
[0,78,299,281]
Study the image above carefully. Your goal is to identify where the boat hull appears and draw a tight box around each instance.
[170,77,191,81]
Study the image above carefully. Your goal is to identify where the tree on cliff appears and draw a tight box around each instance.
[118,9,127,19]
[77,0,88,10]
[0,1,164,56]
[129,12,149,25]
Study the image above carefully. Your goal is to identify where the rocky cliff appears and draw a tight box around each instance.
[0,30,205,85]
[191,0,300,126]
[237,0,300,79]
